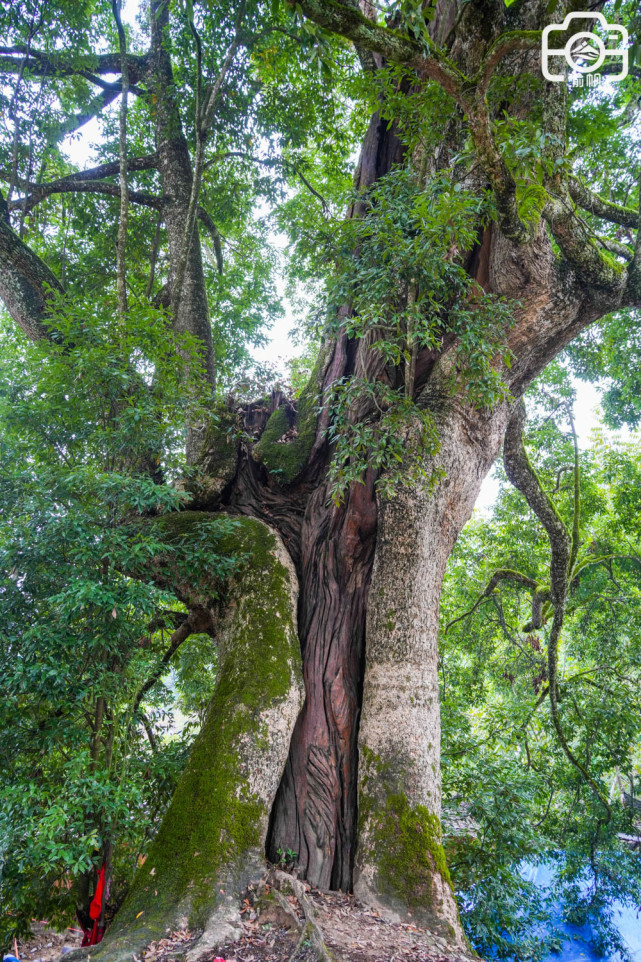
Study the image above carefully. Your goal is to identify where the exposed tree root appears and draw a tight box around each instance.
[269,870,337,962]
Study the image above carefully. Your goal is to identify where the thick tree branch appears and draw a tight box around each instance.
[197,206,224,275]
[445,568,542,633]
[598,237,633,261]
[286,0,468,105]
[131,606,214,719]
[504,401,572,603]
[568,176,640,229]
[475,30,541,98]
[0,47,148,83]
[172,2,245,318]
[9,180,162,211]
[4,155,159,211]
[503,402,611,822]
[47,85,122,144]
[626,166,641,302]
[544,191,627,302]
[0,216,62,340]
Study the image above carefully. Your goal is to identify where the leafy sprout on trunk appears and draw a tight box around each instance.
[323,169,515,503]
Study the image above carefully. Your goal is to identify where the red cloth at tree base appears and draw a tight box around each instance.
[89,865,106,920]
[81,922,105,947]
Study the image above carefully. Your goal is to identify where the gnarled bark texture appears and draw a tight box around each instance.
[3,0,640,954]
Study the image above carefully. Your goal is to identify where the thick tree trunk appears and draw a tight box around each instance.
[149,0,215,461]
[264,111,405,891]
[267,472,378,891]
[74,5,627,952]
[354,386,511,946]
[93,514,303,962]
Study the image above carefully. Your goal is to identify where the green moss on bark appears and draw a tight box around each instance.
[100,512,302,958]
[373,794,451,907]
[190,406,240,502]
[358,749,453,921]
[253,346,330,484]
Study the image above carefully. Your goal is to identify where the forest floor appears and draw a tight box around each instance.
[142,881,474,962]
[16,881,475,962]
[15,921,83,962]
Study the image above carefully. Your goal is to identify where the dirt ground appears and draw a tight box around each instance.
[14,882,475,962]
[143,882,474,962]
[15,921,83,962]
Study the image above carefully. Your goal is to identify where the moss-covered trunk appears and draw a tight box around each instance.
[92,514,303,962]
[98,4,606,948]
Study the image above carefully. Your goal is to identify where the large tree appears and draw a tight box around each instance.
[1,0,640,957]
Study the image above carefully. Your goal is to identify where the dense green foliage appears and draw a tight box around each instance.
[323,169,514,502]
[0,307,238,942]
[440,373,641,959]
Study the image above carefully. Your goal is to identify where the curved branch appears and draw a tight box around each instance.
[475,30,541,98]
[9,180,161,211]
[131,606,214,719]
[504,403,611,823]
[0,47,148,83]
[568,176,639,230]
[544,191,627,297]
[568,410,580,576]
[445,567,541,633]
[504,400,572,603]
[197,206,224,275]
[3,154,159,213]
[598,237,633,262]
[286,0,469,107]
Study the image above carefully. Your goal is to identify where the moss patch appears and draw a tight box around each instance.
[253,345,331,484]
[253,391,317,484]
[189,405,240,502]
[372,794,451,909]
[376,795,450,905]
[358,748,453,910]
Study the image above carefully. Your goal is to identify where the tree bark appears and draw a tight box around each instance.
[266,469,378,892]
[93,513,303,962]
[264,109,405,891]
[0,215,63,340]
[149,0,215,460]
[355,387,511,946]
[4,2,637,953]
